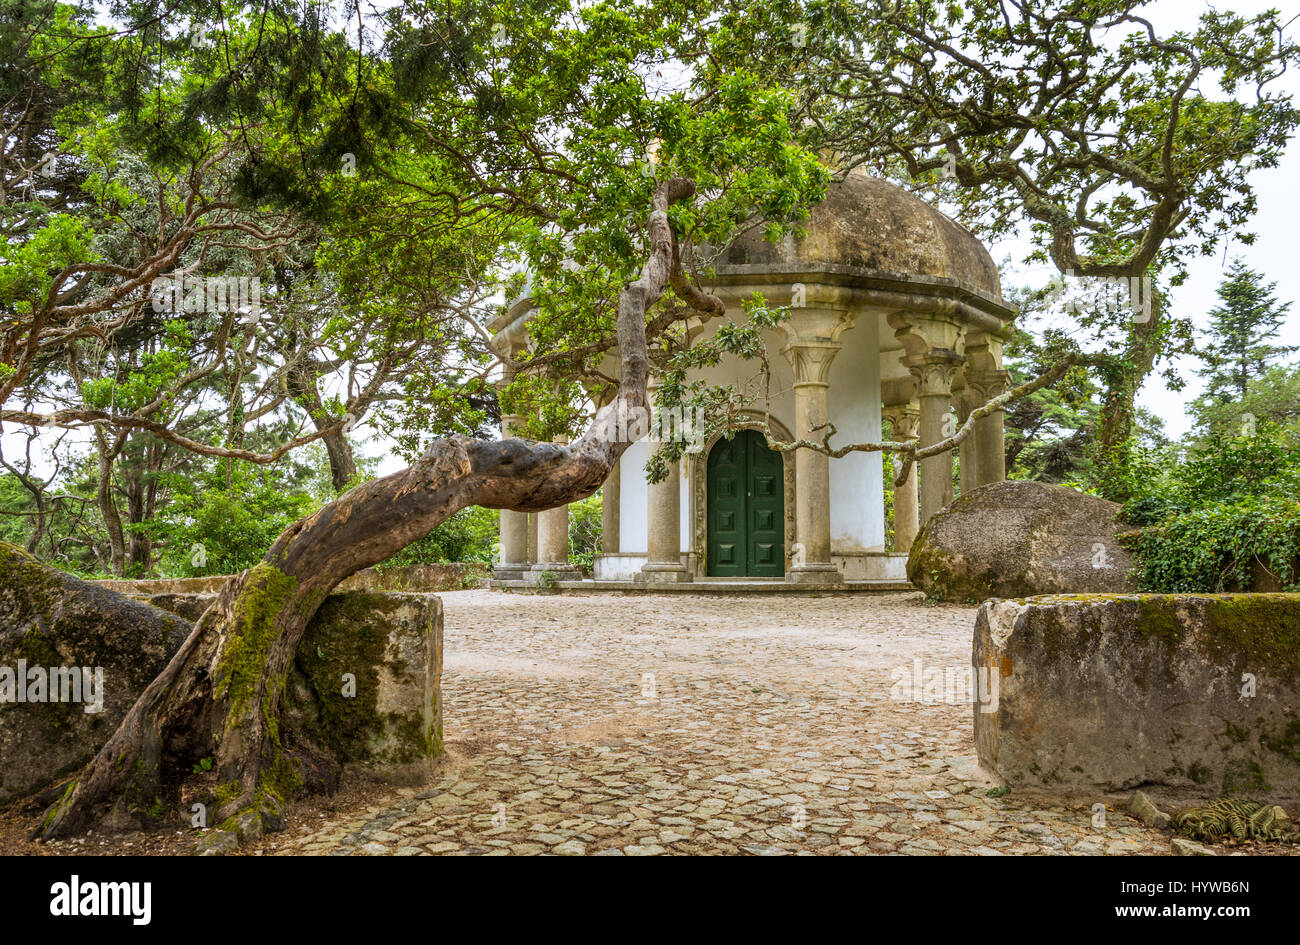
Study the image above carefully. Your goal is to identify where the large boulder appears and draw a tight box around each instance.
[908,480,1137,602]
[0,543,443,805]
[0,543,192,806]
[974,593,1300,796]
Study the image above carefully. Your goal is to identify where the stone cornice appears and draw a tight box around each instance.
[708,263,1015,329]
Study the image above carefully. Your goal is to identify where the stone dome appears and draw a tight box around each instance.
[720,171,1002,300]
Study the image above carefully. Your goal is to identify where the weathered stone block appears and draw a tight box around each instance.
[1,542,443,804]
[287,591,443,776]
[909,480,1137,602]
[974,593,1300,796]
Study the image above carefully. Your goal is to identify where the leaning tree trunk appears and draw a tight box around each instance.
[1094,297,1163,501]
[38,178,722,841]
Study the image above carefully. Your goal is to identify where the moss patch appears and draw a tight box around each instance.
[289,592,441,767]
[214,563,299,719]
[1201,595,1300,677]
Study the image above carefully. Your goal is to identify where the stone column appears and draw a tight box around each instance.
[527,513,539,565]
[529,435,583,583]
[891,310,966,527]
[964,332,1010,490]
[882,403,920,553]
[956,385,978,497]
[638,381,692,583]
[494,407,530,581]
[911,354,963,523]
[778,303,856,585]
[971,371,1009,488]
[784,339,844,583]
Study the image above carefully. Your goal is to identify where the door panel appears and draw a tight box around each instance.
[746,431,785,576]
[707,435,748,576]
[707,430,785,577]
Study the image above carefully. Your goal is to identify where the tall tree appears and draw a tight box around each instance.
[1196,258,1294,403]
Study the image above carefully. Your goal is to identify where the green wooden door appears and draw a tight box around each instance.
[746,431,785,576]
[707,430,784,577]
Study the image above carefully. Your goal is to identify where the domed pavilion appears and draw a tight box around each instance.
[492,170,1015,587]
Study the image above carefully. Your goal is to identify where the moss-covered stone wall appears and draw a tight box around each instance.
[974,593,1300,798]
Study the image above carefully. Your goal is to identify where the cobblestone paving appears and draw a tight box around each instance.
[270,590,1170,856]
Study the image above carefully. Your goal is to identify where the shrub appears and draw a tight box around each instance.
[151,467,319,576]
[568,492,602,574]
[1131,494,1300,592]
[1124,426,1300,591]
[375,505,499,570]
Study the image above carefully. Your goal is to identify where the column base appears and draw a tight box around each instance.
[635,563,694,584]
[786,563,844,585]
[525,564,584,584]
[493,565,529,582]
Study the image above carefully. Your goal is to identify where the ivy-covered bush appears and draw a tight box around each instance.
[1124,426,1300,591]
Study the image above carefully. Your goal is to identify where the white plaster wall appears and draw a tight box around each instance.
[614,436,695,555]
[618,441,649,554]
[828,312,886,551]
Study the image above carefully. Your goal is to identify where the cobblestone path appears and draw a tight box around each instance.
[270,590,1170,856]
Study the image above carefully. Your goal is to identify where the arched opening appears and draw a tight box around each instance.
[706,429,785,577]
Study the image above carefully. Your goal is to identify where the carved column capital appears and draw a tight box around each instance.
[905,352,963,398]
[782,340,842,387]
[778,304,857,380]
[966,368,1011,404]
[881,403,921,441]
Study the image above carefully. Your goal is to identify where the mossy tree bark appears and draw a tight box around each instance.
[38,179,721,841]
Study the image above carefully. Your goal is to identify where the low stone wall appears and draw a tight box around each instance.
[974,593,1300,797]
[339,562,489,593]
[2,544,443,804]
[93,561,489,597]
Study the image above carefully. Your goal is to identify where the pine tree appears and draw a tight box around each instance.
[1197,259,1295,403]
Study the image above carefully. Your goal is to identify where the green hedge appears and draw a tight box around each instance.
[1124,427,1300,592]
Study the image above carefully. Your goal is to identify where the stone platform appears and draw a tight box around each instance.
[490,577,915,594]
